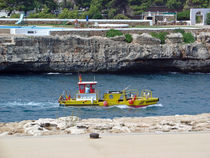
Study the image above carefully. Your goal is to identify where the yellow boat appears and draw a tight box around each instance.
[58,76,159,108]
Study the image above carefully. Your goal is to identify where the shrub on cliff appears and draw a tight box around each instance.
[174,29,185,35]
[125,34,133,43]
[183,32,195,43]
[10,13,20,18]
[174,29,195,43]
[106,29,123,38]
[206,13,210,25]
[150,32,168,44]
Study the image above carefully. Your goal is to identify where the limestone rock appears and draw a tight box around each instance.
[1,113,210,136]
[166,33,183,44]
[66,126,86,134]
[110,35,125,42]
[132,33,161,45]
[183,43,210,59]
[111,125,131,133]
[23,122,47,136]
[56,116,80,130]
[197,32,210,43]
[0,34,210,73]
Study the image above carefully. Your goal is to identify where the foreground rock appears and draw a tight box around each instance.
[0,113,210,136]
[0,32,210,73]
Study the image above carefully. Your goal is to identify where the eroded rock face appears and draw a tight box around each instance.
[166,33,183,44]
[0,113,210,136]
[0,33,210,73]
[110,35,125,41]
[132,33,161,45]
[197,32,210,43]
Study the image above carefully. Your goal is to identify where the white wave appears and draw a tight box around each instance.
[46,72,73,75]
[169,72,179,74]
[188,72,210,75]
[47,72,60,75]
[107,103,163,109]
[108,105,131,109]
[3,101,58,108]
[146,103,163,108]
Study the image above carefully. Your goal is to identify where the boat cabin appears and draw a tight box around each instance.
[76,81,98,101]
[78,81,97,93]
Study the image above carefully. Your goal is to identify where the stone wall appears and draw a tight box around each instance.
[0,32,210,73]
[0,19,150,26]
[50,28,210,37]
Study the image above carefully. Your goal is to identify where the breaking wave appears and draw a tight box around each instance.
[47,72,61,75]
[106,103,163,109]
[0,101,58,108]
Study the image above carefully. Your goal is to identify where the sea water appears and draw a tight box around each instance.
[0,73,210,122]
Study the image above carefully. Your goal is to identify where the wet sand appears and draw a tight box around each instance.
[1,132,210,158]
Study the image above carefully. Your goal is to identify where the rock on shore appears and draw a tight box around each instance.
[0,32,210,73]
[0,113,210,136]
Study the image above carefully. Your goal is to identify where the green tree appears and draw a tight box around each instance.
[113,14,129,19]
[166,0,182,9]
[153,0,165,6]
[184,0,209,9]
[107,0,128,14]
[108,8,117,18]
[28,5,56,18]
[87,0,103,19]
[0,0,58,16]
[34,0,58,12]
[16,0,35,15]
[74,0,92,8]
[129,0,152,15]
[177,10,190,20]
[0,0,18,16]
[60,1,73,9]
[58,8,79,19]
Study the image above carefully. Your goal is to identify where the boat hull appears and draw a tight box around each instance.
[59,98,159,108]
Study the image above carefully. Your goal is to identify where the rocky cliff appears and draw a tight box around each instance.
[0,32,210,73]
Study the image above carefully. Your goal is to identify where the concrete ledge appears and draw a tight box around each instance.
[0,18,152,26]
[0,29,10,34]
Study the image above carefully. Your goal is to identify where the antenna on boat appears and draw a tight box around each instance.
[123,85,130,91]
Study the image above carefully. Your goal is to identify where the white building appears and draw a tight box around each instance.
[190,8,210,25]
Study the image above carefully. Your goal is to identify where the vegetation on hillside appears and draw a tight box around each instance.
[150,32,168,44]
[0,0,57,16]
[0,0,209,19]
[106,29,133,43]
[174,29,195,43]
[106,29,123,37]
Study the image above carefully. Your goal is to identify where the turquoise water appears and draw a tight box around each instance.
[0,26,64,29]
[0,73,210,122]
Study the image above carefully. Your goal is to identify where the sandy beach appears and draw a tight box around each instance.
[1,114,210,158]
[1,132,210,158]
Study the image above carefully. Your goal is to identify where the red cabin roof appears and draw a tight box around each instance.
[78,81,97,85]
